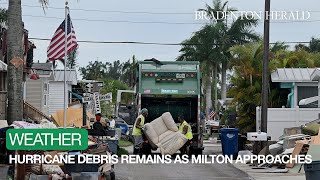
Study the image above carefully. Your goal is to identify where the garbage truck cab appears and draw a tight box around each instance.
[135,59,204,154]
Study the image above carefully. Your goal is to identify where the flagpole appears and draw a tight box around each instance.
[63,1,68,128]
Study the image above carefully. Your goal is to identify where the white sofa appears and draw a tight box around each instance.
[143,112,187,155]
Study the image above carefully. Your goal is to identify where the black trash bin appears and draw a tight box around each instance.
[238,134,247,151]
[304,161,320,180]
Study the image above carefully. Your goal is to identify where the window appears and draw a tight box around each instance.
[44,94,48,106]
[44,83,48,92]
[298,86,318,108]
[43,83,48,106]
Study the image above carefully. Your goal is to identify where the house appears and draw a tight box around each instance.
[271,68,317,108]
[25,65,77,116]
[256,68,320,140]
[25,63,53,115]
[48,69,77,115]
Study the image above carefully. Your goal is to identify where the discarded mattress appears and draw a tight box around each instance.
[144,112,187,155]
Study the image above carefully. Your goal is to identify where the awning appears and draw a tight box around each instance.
[271,68,315,82]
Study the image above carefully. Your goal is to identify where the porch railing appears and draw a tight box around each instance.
[23,101,51,122]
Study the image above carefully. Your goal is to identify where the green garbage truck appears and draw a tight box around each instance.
[135,59,204,154]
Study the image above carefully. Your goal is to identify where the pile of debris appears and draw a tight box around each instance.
[0,119,116,180]
[240,125,320,176]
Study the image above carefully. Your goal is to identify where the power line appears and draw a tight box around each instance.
[23,14,205,25]
[0,3,194,15]
[28,37,310,45]
[25,4,194,15]
[1,2,319,21]
[21,14,320,25]
[0,3,317,25]
[1,3,320,15]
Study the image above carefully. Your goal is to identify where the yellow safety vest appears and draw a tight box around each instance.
[179,120,193,140]
[132,114,145,136]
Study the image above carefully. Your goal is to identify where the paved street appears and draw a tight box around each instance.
[115,142,252,180]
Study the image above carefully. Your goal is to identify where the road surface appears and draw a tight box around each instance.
[115,142,252,180]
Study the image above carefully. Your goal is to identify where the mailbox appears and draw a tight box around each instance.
[247,132,268,141]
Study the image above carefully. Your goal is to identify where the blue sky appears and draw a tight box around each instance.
[1,0,320,74]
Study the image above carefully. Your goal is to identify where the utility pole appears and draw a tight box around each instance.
[261,0,270,145]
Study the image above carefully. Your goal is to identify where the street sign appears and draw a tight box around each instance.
[83,96,93,102]
[100,93,112,101]
[97,82,104,87]
[93,92,101,114]
[86,83,93,88]
[85,83,93,93]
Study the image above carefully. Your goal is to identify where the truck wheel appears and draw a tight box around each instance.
[128,135,134,143]
[110,172,115,180]
[189,147,203,156]
[197,149,203,155]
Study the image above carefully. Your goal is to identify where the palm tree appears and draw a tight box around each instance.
[121,55,138,88]
[7,0,24,124]
[230,42,264,86]
[295,37,320,53]
[7,0,48,125]
[178,24,223,117]
[228,42,274,131]
[200,0,259,105]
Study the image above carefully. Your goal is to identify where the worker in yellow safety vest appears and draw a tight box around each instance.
[132,108,148,154]
[178,115,193,154]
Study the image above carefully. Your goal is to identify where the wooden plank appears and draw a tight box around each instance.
[296,139,309,145]
[313,136,320,145]
[286,142,304,168]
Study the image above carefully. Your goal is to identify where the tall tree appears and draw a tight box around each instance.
[6,2,47,179]
[200,0,259,105]
[7,0,24,124]
[178,24,223,117]
[228,41,318,132]
[295,37,320,53]
[7,0,48,124]
[79,60,108,80]
[107,60,123,80]
[66,47,78,69]
[229,42,277,131]
[122,55,137,88]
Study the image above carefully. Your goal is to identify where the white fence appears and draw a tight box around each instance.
[256,107,320,140]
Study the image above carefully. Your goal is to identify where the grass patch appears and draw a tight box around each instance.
[117,147,129,156]
[119,139,133,147]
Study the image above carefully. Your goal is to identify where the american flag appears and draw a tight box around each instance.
[209,110,216,119]
[47,13,78,61]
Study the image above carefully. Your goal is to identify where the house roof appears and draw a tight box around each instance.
[0,60,7,71]
[52,69,77,85]
[31,63,53,71]
[271,68,316,82]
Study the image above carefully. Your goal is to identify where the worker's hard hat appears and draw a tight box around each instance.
[141,108,148,114]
